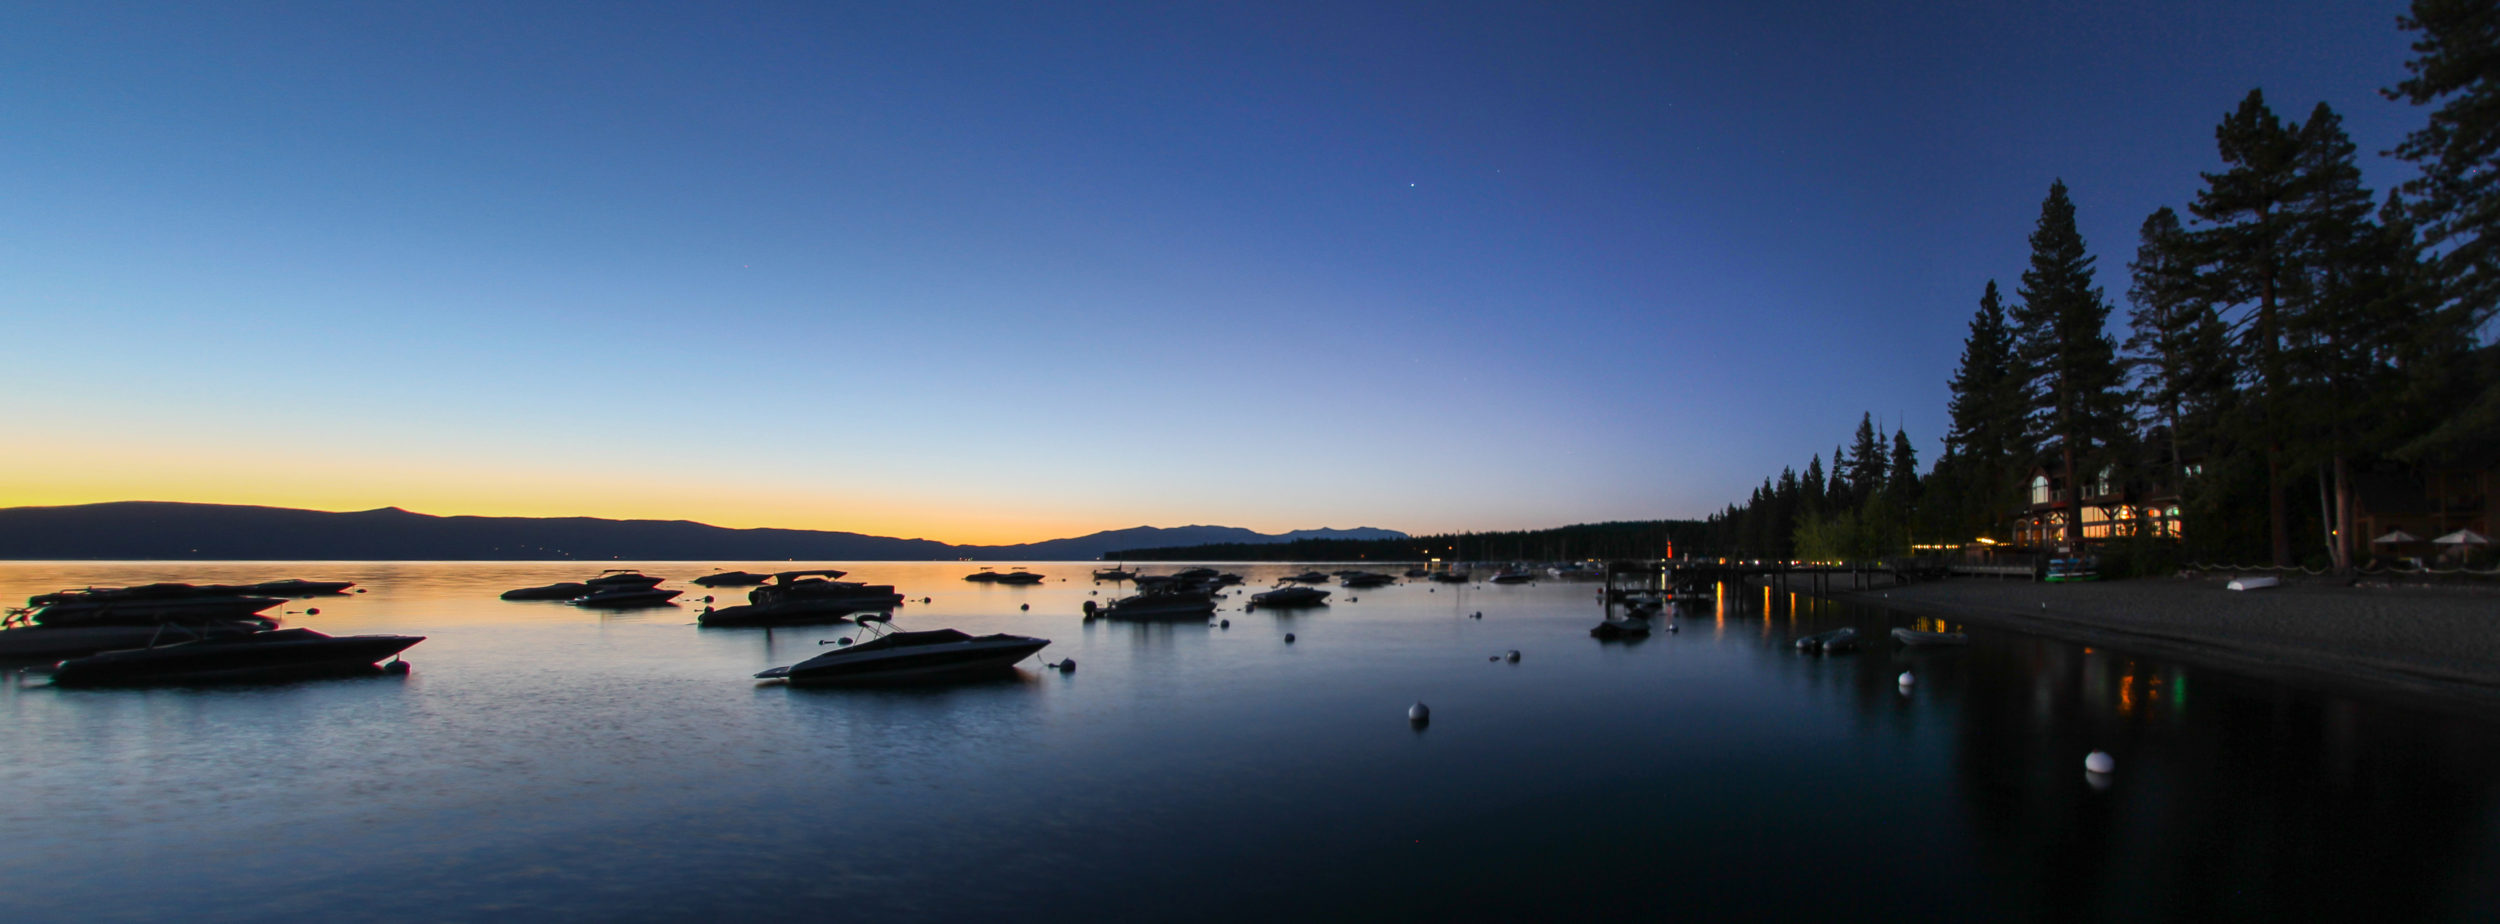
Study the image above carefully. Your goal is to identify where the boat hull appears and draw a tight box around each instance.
[51,633,424,687]
[700,598,895,627]
[775,638,1050,686]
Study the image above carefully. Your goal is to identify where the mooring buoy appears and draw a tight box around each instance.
[305,608,319,616]
[1056,659,1076,673]
[1284,633,1296,643]
[1506,650,1521,663]
[2085,751,2115,775]
[1408,702,1430,723]
[1898,671,1915,686]
[1220,619,1230,628]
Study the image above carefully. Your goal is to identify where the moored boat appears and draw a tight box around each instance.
[50,628,424,686]
[501,582,590,601]
[700,570,904,626]
[1891,627,1969,647]
[1250,586,1330,608]
[1591,614,1651,639]
[693,570,778,587]
[20,589,284,627]
[570,586,682,608]
[1795,627,1859,653]
[754,627,1049,686]
[1489,569,1535,584]
[0,619,276,661]
[1089,588,1218,620]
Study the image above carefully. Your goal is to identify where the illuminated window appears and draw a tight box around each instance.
[2030,475,2052,506]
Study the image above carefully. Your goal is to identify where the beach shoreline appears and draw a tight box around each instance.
[1807,574,2500,715]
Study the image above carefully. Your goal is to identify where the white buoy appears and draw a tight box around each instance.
[1408,702,1430,722]
[2085,751,2115,775]
[1898,671,1914,686]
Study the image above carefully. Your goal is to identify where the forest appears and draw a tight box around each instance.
[1704,2,2498,574]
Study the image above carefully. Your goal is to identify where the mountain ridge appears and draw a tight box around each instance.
[0,501,1406,561]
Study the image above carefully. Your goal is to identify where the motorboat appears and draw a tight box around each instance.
[754,626,1049,686]
[701,570,903,626]
[1489,569,1535,584]
[1283,571,1330,584]
[1429,572,1470,584]
[1250,586,1330,608]
[224,579,355,596]
[1088,588,1218,620]
[49,628,424,686]
[1092,567,1137,581]
[570,586,682,608]
[1891,627,1969,647]
[693,570,778,587]
[501,581,590,601]
[991,570,1045,585]
[1403,568,1431,578]
[584,570,666,590]
[19,586,285,627]
[1339,572,1396,589]
[0,618,276,661]
[1172,568,1220,581]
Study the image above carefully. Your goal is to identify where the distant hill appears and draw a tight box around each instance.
[0,502,1406,561]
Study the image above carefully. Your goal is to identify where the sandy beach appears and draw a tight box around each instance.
[1826,574,2500,713]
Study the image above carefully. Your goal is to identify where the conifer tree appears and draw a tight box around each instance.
[1846,413,1886,504]
[2389,0,2500,334]
[2125,207,2238,509]
[1945,280,2024,538]
[2281,102,2386,569]
[1887,428,1920,501]
[1801,454,1827,518]
[2010,180,2126,547]
[2189,90,2303,564]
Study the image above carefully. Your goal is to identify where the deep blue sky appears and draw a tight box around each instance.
[0,1,2423,542]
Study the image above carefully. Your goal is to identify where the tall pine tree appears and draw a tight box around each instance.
[2011,180,2126,548]
[2189,89,2303,565]
[2124,206,2238,531]
[1945,280,2026,539]
[2389,0,2500,335]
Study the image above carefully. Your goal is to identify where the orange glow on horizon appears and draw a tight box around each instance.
[6,452,1196,547]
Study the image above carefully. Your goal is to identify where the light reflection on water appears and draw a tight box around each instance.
[3,561,2498,921]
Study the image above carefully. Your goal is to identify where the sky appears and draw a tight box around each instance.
[0,1,2427,544]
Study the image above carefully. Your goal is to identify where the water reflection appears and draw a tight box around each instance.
[4,562,2498,920]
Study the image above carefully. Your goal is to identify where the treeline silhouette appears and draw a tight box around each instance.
[1110,519,1708,562]
[1709,4,2499,573]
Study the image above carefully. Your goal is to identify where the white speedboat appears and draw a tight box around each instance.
[754,627,1049,685]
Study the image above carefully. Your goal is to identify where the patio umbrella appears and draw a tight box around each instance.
[2372,529,2423,544]
[2434,528,2491,546]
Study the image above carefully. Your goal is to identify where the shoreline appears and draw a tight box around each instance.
[1809,575,2500,716]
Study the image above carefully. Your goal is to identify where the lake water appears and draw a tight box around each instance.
[5,561,2498,921]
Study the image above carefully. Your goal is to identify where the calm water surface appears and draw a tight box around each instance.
[4,561,2498,921]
